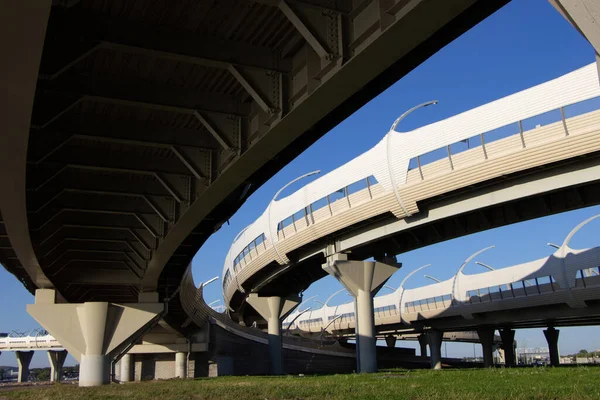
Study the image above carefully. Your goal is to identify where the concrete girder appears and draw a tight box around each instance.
[32,165,188,205]
[36,75,248,118]
[31,134,211,182]
[0,0,54,290]
[27,289,163,386]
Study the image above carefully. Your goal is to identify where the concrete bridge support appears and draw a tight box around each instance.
[544,327,561,367]
[27,289,163,386]
[48,350,68,382]
[426,330,443,370]
[247,294,300,375]
[175,351,187,378]
[418,334,428,358]
[477,328,495,368]
[323,257,400,373]
[16,351,33,382]
[385,335,397,348]
[499,329,516,367]
[120,354,132,382]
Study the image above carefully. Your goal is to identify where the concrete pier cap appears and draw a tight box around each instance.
[27,289,163,386]
[322,254,401,373]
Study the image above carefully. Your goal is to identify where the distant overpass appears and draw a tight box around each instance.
[282,213,600,368]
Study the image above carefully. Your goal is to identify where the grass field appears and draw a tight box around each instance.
[2,367,599,400]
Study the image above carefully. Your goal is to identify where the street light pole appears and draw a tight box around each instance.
[387,100,438,217]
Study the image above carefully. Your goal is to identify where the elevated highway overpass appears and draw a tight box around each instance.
[219,62,600,372]
[0,0,515,386]
[2,0,600,385]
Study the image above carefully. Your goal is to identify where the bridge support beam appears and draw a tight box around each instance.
[27,289,163,386]
[120,354,132,382]
[418,334,428,358]
[247,294,300,375]
[426,330,443,370]
[48,350,68,382]
[385,335,397,348]
[16,351,34,382]
[477,328,495,368]
[175,351,187,378]
[323,257,400,373]
[499,328,516,367]
[544,327,561,366]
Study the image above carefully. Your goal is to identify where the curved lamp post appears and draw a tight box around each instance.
[267,170,321,264]
[398,264,431,323]
[451,246,494,305]
[319,314,344,343]
[284,307,312,334]
[387,100,438,217]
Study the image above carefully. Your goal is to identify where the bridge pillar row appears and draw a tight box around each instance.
[477,328,496,368]
[27,289,163,387]
[323,255,400,373]
[544,327,560,367]
[48,350,68,382]
[246,294,301,375]
[120,354,132,382]
[426,330,443,370]
[15,351,34,382]
[499,328,516,367]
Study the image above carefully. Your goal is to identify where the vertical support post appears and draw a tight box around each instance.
[499,328,516,367]
[322,258,400,373]
[416,156,424,180]
[175,352,187,378]
[384,335,397,348]
[518,120,526,148]
[247,294,301,375]
[48,350,68,382]
[16,351,34,382]
[477,328,495,368]
[417,334,428,358]
[120,353,132,382]
[426,330,443,370]
[560,107,569,136]
[544,327,560,366]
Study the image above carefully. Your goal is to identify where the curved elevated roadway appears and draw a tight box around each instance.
[222,62,600,317]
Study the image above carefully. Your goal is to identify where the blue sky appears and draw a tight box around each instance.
[1,0,600,367]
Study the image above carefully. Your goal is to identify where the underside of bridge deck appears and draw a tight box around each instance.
[0,0,509,333]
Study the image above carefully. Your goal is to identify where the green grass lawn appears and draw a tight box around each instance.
[2,367,599,400]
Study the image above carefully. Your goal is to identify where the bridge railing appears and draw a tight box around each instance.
[406,96,600,184]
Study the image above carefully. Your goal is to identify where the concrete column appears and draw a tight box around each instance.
[417,334,428,358]
[175,352,187,378]
[544,327,560,366]
[477,328,495,368]
[27,289,163,387]
[385,335,397,348]
[323,256,400,373]
[16,351,34,382]
[120,354,132,382]
[426,330,443,370]
[499,328,516,367]
[48,350,68,382]
[247,294,300,375]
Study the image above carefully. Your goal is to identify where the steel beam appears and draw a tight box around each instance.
[278,0,331,59]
